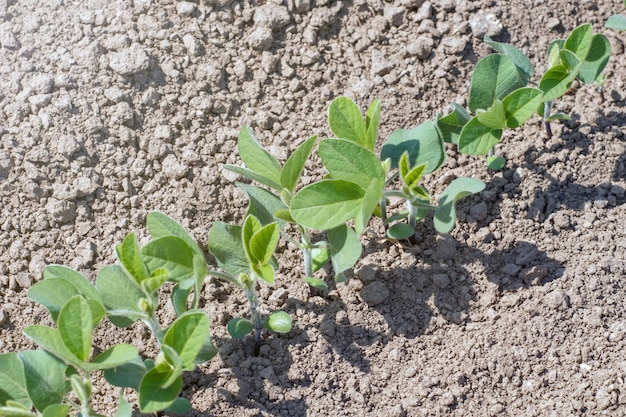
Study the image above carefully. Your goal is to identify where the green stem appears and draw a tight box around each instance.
[300,226,313,279]
[379,196,388,226]
[243,279,261,355]
[407,201,418,228]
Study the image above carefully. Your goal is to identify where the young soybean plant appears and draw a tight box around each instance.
[208,215,292,354]
[289,96,484,242]
[224,127,362,290]
[437,24,611,170]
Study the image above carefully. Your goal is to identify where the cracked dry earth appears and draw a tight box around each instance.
[1,0,626,416]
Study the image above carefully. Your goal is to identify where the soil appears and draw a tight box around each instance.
[1,0,626,416]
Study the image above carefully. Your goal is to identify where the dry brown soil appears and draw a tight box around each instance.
[1,0,626,416]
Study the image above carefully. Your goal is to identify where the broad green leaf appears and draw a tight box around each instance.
[365,99,381,151]
[249,223,279,265]
[274,209,295,223]
[264,311,292,333]
[171,278,194,317]
[238,125,282,186]
[291,180,365,230]
[502,87,543,128]
[311,243,330,272]
[141,236,194,282]
[17,351,69,413]
[319,139,385,191]
[208,222,247,275]
[28,279,79,323]
[606,14,626,31]
[545,112,571,122]
[383,210,409,225]
[476,99,507,129]
[96,265,148,327]
[140,268,170,295]
[252,263,275,285]
[468,54,527,113]
[227,318,253,340]
[42,266,102,303]
[303,277,329,289]
[458,117,503,155]
[223,164,282,191]
[238,183,287,226]
[399,153,427,188]
[381,121,445,173]
[435,103,471,145]
[578,34,611,84]
[194,336,218,364]
[387,223,415,240]
[146,212,204,259]
[0,400,37,417]
[355,179,384,234]
[163,311,210,370]
[434,178,486,233]
[486,155,506,171]
[138,364,182,413]
[483,35,534,80]
[166,397,192,414]
[115,233,149,283]
[159,346,183,388]
[548,39,565,68]
[0,353,30,407]
[559,49,581,71]
[103,356,146,389]
[22,326,77,367]
[563,23,593,62]
[539,57,580,102]
[280,136,317,192]
[115,396,132,417]
[242,216,262,263]
[58,296,92,363]
[328,225,362,279]
[41,404,69,417]
[328,96,367,146]
[85,344,139,372]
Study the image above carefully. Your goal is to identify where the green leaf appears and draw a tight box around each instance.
[559,49,581,71]
[291,180,365,230]
[223,164,283,191]
[328,225,362,279]
[311,243,330,272]
[545,112,571,122]
[0,401,38,417]
[280,135,317,192]
[476,99,507,129]
[386,223,415,240]
[103,356,146,389]
[483,35,534,80]
[238,125,282,187]
[365,99,381,151]
[41,404,70,417]
[140,268,170,295]
[171,278,194,316]
[159,346,183,389]
[548,39,565,68]
[85,344,139,372]
[578,34,611,84]
[274,209,295,223]
[146,212,204,260]
[115,233,149,283]
[58,296,92,363]
[208,222,247,276]
[539,61,580,102]
[381,121,446,173]
[163,311,210,370]
[563,23,593,62]
[328,96,367,146]
[486,155,506,171]
[96,265,148,327]
[0,353,30,407]
[606,14,626,31]
[17,351,69,413]
[138,364,182,413]
[458,117,503,155]
[249,223,279,265]
[194,336,218,364]
[434,178,486,233]
[42,266,102,303]
[115,396,132,417]
[166,397,192,414]
[355,179,384,234]
[263,311,292,333]
[319,139,385,191]
[252,263,275,285]
[22,326,77,367]
[238,183,287,226]
[227,318,253,340]
[436,104,471,146]
[303,277,328,290]
[468,54,527,113]
[242,215,261,262]
[28,279,79,323]
[141,236,194,282]
[501,87,543,128]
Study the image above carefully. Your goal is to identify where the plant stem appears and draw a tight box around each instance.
[407,201,418,229]
[243,282,261,355]
[488,147,494,158]
[378,196,388,228]
[544,101,553,138]
[300,226,313,280]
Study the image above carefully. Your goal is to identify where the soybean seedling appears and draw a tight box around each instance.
[224,126,362,290]
[606,0,626,31]
[208,215,291,354]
